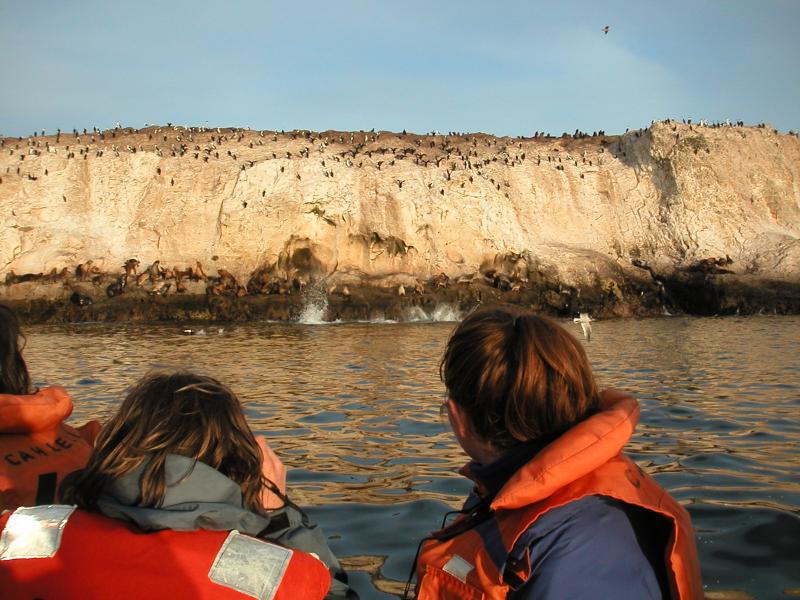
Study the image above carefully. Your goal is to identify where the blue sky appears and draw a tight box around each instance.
[1,0,798,136]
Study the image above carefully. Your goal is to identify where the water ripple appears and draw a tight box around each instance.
[23,316,800,599]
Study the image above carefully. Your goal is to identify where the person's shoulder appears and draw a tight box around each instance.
[510,496,664,599]
[533,494,633,538]
[525,494,656,560]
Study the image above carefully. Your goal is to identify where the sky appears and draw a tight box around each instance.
[1,0,798,137]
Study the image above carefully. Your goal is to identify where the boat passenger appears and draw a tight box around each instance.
[0,371,355,600]
[0,303,100,510]
[410,306,702,599]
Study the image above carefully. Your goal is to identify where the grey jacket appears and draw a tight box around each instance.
[96,454,356,600]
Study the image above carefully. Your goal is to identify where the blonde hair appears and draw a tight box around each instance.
[61,371,271,514]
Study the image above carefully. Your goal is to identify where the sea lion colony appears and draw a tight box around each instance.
[3,256,455,305]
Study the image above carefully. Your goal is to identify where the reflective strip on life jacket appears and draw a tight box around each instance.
[0,505,75,560]
[208,530,293,600]
[441,555,474,583]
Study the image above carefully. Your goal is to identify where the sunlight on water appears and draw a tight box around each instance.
[22,316,800,599]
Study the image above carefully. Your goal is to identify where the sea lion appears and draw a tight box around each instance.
[493,273,512,292]
[216,269,238,290]
[208,282,225,296]
[430,272,450,288]
[51,267,70,282]
[145,260,162,281]
[290,277,307,293]
[173,266,191,285]
[194,261,208,281]
[148,282,171,296]
[123,258,140,280]
[106,275,126,298]
[75,260,99,282]
[70,291,93,306]
[8,272,46,283]
[260,276,280,295]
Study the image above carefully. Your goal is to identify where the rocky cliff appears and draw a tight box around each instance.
[1,121,799,321]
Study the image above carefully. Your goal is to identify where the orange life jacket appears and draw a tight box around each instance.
[416,391,703,600]
[0,505,332,600]
[0,387,100,510]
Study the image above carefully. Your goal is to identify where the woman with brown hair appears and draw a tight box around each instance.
[0,371,354,600]
[0,303,99,510]
[411,306,702,599]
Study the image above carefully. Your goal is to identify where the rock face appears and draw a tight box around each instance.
[1,122,799,320]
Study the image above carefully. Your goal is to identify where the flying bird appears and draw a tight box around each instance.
[573,313,593,341]
[602,25,610,34]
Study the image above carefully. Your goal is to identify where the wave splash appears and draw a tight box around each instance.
[297,284,329,324]
[297,296,462,325]
[407,304,462,322]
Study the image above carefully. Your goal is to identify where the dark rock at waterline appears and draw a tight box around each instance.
[4,276,799,324]
[660,273,800,316]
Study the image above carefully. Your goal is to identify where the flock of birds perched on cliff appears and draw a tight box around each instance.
[0,122,622,198]
[3,118,793,197]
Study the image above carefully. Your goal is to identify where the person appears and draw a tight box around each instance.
[411,307,702,599]
[0,371,355,600]
[0,303,100,510]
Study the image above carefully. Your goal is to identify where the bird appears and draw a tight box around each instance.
[182,327,206,335]
[602,25,610,34]
[573,313,593,341]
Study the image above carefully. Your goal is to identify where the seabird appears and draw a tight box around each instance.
[573,313,593,341]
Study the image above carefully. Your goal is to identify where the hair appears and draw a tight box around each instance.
[0,304,32,395]
[441,306,600,450]
[60,371,270,514]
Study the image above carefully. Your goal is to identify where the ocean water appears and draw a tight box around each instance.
[23,315,800,599]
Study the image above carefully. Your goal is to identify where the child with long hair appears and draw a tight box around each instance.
[411,306,702,599]
[0,303,99,509]
[0,371,354,600]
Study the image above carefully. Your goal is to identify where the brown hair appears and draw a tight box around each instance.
[441,306,600,450]
[0,304,32,395]
[60,371,270,514]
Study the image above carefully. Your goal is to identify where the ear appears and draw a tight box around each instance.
[447,397,474,442]
[446,398,503,465]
